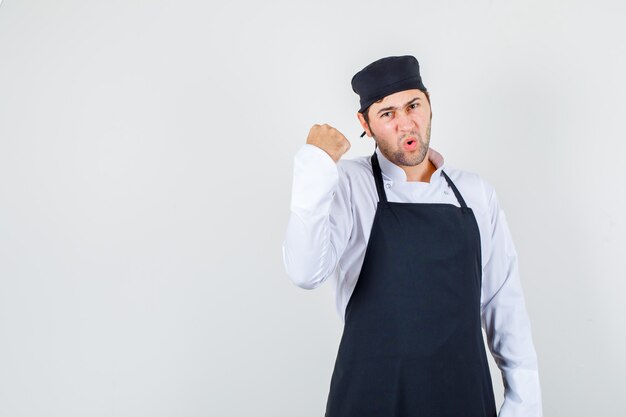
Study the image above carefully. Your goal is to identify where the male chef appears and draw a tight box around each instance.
[282,55,542,417]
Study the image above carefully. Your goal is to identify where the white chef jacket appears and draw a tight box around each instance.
[282,143,543,417]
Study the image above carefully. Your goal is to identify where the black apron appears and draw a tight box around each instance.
[325,152,497,417]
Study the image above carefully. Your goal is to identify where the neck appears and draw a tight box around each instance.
[403,149,436,182]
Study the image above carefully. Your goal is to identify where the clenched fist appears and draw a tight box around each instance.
[306,124,351,163]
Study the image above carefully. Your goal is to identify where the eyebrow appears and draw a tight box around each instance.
[376,97,421,115]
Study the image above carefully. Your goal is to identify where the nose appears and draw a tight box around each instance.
[397,111,415,133]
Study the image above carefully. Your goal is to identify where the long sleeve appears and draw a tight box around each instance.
[282,144,354,289]
[480,183,543,417]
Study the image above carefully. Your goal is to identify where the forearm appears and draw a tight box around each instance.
[483,289,543,417]
[282,144,351,289]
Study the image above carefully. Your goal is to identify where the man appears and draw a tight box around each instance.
[282,55,542,417]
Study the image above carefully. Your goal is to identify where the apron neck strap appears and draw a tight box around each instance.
[441,171,468,208]
[370,152,388,203]
[371,152,469,209]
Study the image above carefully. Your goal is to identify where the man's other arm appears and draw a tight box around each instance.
[480,182,543,417]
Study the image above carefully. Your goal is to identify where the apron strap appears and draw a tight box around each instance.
[370,152,388,203]
[371,152,469,209]
[441,171,468,208]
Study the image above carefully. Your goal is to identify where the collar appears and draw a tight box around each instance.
[375,146,445,183]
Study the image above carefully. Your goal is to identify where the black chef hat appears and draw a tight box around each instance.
[352,55,427,137]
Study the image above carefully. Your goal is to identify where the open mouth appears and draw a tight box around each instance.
[403,138,417,151]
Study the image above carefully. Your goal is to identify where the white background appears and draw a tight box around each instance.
[1,1,625,416]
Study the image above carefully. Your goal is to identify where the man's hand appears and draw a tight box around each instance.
[306,124,351,163]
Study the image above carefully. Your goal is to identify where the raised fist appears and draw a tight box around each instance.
[306,124,351,163]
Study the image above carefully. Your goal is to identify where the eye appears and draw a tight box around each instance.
[380,111,392,119]
[409,103,419,110]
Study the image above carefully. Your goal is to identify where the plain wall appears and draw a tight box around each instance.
[1,0,625,416]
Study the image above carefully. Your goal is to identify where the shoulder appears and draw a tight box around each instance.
[337,154,373,180]
[334,154,378,202]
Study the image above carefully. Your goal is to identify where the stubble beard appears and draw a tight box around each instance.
[373,121,431,167]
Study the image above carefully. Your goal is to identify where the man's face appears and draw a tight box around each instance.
[358,89,432,167]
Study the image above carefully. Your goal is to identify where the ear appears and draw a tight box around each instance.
[357,112,373,137]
